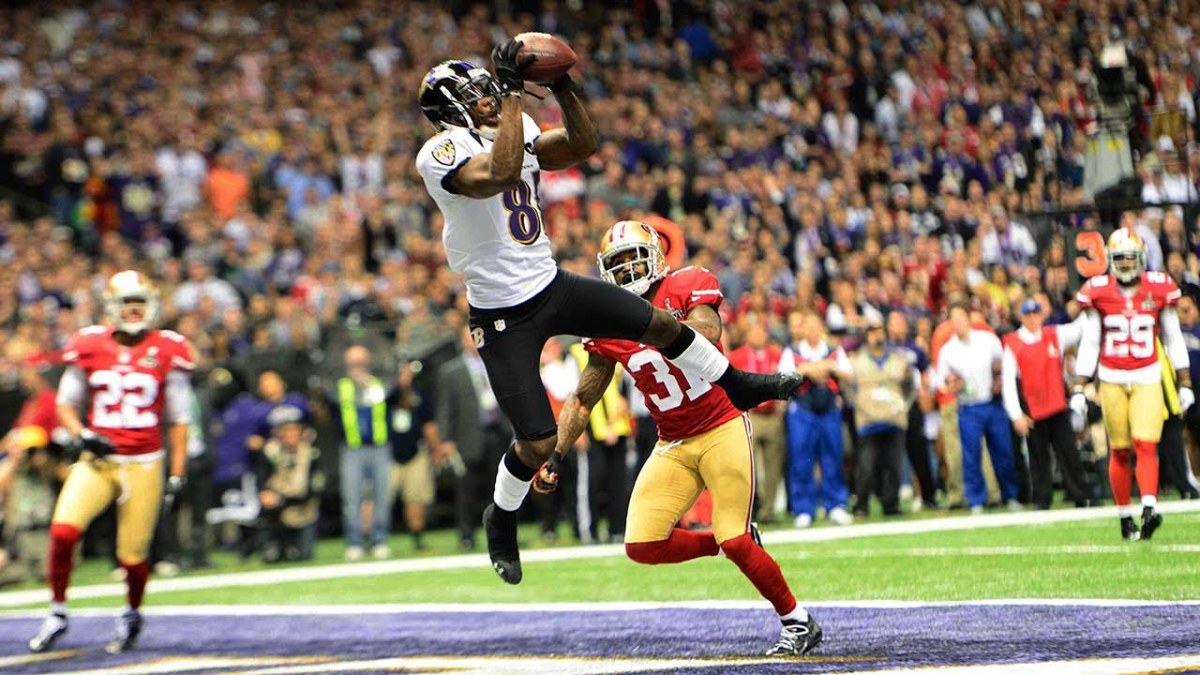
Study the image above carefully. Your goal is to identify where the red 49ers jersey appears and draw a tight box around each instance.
[1076,271,1181,382]
[584,267,742,441]
[61,327,196,456]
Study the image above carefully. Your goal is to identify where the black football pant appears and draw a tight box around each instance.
[854,429,904,515]
[905,402,939,503]
[1027,411,1089,509]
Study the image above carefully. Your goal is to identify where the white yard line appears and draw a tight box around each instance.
[1,501,1197,609]
[4,598,1200,619]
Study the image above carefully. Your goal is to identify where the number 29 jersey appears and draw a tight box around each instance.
[1076,271,1182,384]
[583,268,742,441]
[60,326,196,456]
[416,113,556,311]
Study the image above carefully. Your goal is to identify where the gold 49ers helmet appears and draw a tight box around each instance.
[598,220,668,296]
[103,270,159,335]
[1107,228,1147,284]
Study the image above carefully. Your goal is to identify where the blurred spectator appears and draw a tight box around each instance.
[779,311,854,528]
[886,312,940,509]
[385,361,437,551]
[936,305,1021,514]
[0,427,66,587]
[847,315,918,517]
[255,405,324,563]
[1001,300,1091,509]
[435,327,510,551]
[728,315,785,524]
[336,345,393,562]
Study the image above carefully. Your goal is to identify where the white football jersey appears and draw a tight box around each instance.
[416,113,557,309]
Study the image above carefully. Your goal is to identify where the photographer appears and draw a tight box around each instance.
[0,427,69,586]
[254,405,325,563]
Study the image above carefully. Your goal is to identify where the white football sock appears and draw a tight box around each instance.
[494,457,532,512]
[50,601,67,616]
[1118,505,1136,518]
[1141,494,1157,509]
[780,606,809,623]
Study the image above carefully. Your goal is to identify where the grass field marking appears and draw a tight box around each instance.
[842,654,1200,675]
[5,598,1200,619]
[0,651,84,669]
[2,500,1197,609]
[33,656,335,675]
[789,544,1200,558]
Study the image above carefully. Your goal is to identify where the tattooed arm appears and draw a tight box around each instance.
[553,350,617,459]
[683,304,723,346]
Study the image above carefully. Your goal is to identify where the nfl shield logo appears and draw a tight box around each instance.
[494,319,507,332]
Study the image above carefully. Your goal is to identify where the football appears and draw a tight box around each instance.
[515,32,577,83]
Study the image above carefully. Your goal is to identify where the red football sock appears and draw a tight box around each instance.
[1133,439,1159,501]
[720,533,797,616]
[1108,447,1133,506]
[120,560,150,610]
[625,528,718,565]
[47,523,81,604]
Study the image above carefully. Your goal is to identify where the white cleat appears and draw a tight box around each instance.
[828,506,854,526]
[29,613,68,653]
[793,513,813,529]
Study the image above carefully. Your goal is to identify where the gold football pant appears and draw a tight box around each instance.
[626,416,753,545]
[1098,382,1165,448]
[52,454,164,564]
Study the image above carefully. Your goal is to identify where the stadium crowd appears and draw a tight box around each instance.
[2,0,1200,580]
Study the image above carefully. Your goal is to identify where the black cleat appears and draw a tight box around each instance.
[105,610,142,654]
[28,613,67,653]
[1140,507,1163,541]
[1120,516,1140,541]
[724,371,805,411]
[483,503,522,585]
[767,615,824,656]
[750,522,763,548]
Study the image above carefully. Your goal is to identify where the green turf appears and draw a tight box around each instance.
[15,514,1198,610]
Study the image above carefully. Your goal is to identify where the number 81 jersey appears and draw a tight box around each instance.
[583,268,742,441]
[1076,271,1182,384]
[415,112,557,311]
[61,326,196,456]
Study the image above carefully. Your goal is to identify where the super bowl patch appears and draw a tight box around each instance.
[433,139,456,166]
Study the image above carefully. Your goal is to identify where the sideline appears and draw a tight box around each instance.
[1,500,1197,609]
[4,597,1200,619]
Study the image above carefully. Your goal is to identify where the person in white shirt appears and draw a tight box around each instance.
[415,44,802,585]
[935,305,1020,513]
[778,311,855,528]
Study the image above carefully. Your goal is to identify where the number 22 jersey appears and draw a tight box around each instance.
[416,113,556,310]
[1076,271,1182,384]
[60,326,196,456]
[583,267,742,441]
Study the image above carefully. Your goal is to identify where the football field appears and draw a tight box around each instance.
[2,503,1199,674]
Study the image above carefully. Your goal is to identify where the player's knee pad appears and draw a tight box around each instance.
[49,523,81,546]
[625,540,667,565]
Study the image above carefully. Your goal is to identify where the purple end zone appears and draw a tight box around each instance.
[1,605,1198,674]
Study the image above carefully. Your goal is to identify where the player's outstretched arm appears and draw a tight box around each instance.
[554,351,616,458]
[534,78,598,171]
[446,95,527,199]
[534,351,615,495]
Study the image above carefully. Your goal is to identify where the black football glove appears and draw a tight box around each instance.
[491,39,536,95]
[164,475,186,510]
[65,429,116,460]
[531,452,563,495]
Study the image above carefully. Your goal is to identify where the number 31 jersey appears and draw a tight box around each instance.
[61,326,196,456]
[584,268,742,441]
[416,113,556,310]
[1076,271,1181,384]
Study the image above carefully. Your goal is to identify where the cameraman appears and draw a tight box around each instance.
[1089,29,1155,156]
